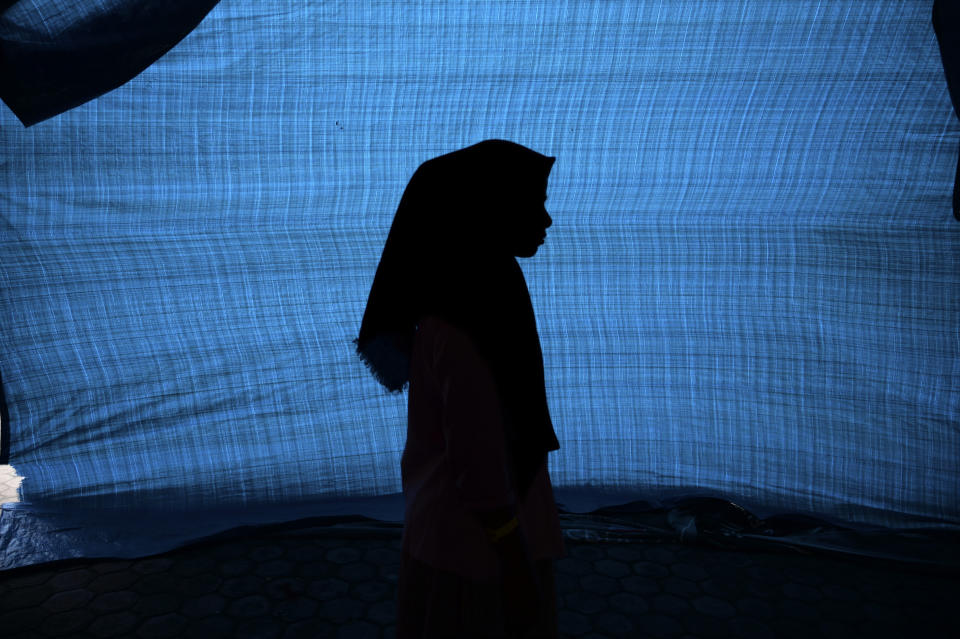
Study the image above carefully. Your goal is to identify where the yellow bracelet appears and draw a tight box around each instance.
[485,516,519,543]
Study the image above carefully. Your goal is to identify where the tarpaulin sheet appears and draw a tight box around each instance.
[1,0,958,571]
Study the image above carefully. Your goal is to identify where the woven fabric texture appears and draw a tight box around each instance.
[0,0,957,570]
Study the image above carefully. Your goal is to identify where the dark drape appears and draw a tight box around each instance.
[933,0,960,220]
[0,0,219,127]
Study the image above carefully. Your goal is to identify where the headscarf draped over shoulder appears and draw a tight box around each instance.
[353,139,560,501]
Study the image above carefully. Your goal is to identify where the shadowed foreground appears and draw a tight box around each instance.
[0,509,956,639]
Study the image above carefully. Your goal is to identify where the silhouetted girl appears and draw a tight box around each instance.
[355,139,565,638]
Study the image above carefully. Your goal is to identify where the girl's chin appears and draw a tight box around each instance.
[515,245,540,258]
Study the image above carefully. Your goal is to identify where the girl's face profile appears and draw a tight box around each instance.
[509,182,552,258]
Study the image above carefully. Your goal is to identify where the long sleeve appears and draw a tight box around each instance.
[401,314,565,582]
[435,318,517,512]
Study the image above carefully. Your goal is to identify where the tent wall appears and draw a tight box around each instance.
[1,0,958,571]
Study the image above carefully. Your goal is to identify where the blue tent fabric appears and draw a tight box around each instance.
[1,0,959,572]
[0,0,220,127]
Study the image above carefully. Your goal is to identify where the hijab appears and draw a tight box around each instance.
[353,139,561,502]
